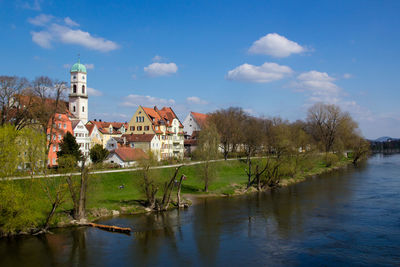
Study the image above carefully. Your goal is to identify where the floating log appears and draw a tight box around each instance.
[88,223,132,234]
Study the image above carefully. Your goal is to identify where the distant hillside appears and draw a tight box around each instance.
[373,136,399,142]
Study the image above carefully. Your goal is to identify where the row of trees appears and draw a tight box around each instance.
[192,103,370,192]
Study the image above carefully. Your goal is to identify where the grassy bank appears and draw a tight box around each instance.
[1,154,353,233]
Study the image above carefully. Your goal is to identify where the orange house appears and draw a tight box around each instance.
[47,113,73,167]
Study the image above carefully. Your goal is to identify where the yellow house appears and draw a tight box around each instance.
[87,120,128,147]
[127,106,184,159]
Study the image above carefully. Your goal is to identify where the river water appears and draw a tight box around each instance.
[1,154,400,266]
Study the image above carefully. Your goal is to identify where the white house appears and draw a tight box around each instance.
[105,147,148,167]
[183,111,208,137]
[72,120,90,158]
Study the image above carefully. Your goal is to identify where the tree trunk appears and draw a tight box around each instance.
[246,156,252,188]
[204,162,209,192]
[43,202,58,231]
[77,161,89,220]
[160,166,181,211]
[177,175,185,207]
[66,175,78,218]
[256,165,261,191]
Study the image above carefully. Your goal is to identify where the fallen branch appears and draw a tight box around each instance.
[88,223,131,234]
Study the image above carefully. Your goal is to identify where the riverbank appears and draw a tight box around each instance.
[0,154,353,237]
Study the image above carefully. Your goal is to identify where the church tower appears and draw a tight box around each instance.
[69,59,88,124]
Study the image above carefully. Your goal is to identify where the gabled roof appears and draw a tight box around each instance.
[85,123,95,135]
[140,106,183,128]
[122,133,156,143]
[88,120,127,135]
[112,147,148,162]
[191,112,208,127]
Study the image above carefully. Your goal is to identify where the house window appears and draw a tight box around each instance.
[73,85,77,93]
[82,85,85,94]
[58,134,62,140]
[53,145,56,152]
[82,106,85,112]
[130,126,135,131]
[142,116,145,122]
[52,158,56,165]
[73,106,76,112]
[137,126,142,131]
[144,126,149,131]
[58,123,61,128]
[64,124,66,129]
[58,114,61,119]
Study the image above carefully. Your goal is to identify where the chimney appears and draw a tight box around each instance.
[99,119,102,122]
[94,119,97,121]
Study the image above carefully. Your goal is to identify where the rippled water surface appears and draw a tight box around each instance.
[1,154,400,266]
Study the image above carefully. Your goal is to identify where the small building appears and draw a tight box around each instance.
[86,120,128,147]
[105,147,148,167]
[184,130,200,156]
[72,119,91,158]
[182,111,208,137]
[122,133,161,160]
[86,123,102,149]
[105,137,123,151]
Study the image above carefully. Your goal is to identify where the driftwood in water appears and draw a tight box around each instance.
[88,223,131,234]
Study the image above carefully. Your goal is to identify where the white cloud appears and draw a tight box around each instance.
[144,62,178,77]
[121,94,175,108]
[249,33,305,58]
[64,17,79,27]
[85,63,94,70]
[31,30,53,48]
[152,55,163,62]
[28,14,54,26]
[186,96,208,105]
[29,16,119,52]
[20,0,42,11]
[294,70,340,103]
[226,62,293,83]
[343,73,352,79]
[87,87,103,96]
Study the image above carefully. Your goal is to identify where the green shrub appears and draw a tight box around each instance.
[324,153,339,167]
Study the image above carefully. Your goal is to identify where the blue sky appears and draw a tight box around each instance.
[1,0,400,139]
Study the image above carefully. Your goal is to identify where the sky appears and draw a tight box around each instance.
[1,0,400,139]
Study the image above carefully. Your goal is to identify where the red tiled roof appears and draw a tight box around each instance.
[113,147,148,162]
[86,124,95,135]
[184,139,198,145]
[88,120,126,135]
[191,112,208,127]
[122,133,155,142]
[141,106,183,128]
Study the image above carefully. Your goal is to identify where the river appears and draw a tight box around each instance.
[1,154,400,266]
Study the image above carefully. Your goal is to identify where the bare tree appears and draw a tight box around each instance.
[307,103,357,154]
[0,76,32,130]
[209,107,246,160]
[193,123,220,192]
[31,77,68,154]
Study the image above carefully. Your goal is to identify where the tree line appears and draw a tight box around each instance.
[192,103,370,192]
